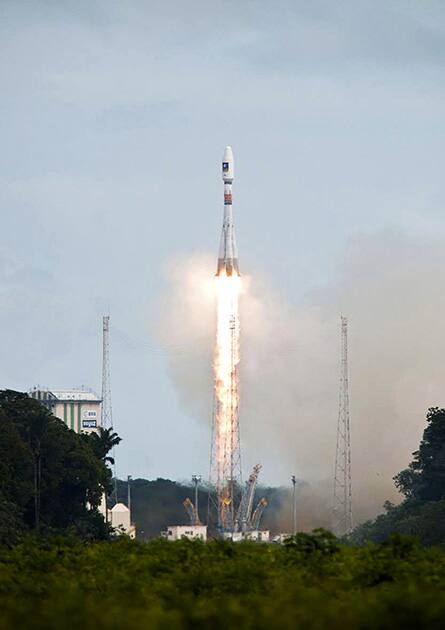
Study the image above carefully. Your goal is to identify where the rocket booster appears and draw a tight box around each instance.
[217,146,240,277]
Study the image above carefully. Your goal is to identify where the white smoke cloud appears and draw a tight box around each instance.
[151,254,215,423]
[151,229,445,524]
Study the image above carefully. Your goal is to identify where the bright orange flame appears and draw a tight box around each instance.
[214,270,241,509]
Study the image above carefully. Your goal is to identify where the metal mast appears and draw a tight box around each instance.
[192,475,202,525]
[101,315,112,429]
[333,316,353,536]
[291,475,297,535]
[101,315,117,500]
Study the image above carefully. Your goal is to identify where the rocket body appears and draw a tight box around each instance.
[217,146,240,277]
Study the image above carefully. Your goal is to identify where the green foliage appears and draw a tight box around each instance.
[1,536,445,628]
[0,390,115,542]
[82,427,121,468]
[283,528,340,564]
[0,494,24,545]
[395,407,445,502]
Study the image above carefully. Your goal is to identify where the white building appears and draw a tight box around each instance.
[109,503,136,539]
[29,387,101,434]
[163,525,207,542]
[223,530,270,543]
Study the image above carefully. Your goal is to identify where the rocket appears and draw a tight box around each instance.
[217,146,240,277]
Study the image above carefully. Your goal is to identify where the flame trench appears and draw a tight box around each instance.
[212,270,242,530]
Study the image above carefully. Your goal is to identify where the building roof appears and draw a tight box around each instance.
[30,387,101,402]
[168,524,207,530]
[51,389,101,402]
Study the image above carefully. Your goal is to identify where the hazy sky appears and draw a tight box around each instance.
[2,2,445,512]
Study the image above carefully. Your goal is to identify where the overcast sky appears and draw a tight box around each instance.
[1,1,445,503]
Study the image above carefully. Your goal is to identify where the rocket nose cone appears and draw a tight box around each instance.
[222,145,234,181]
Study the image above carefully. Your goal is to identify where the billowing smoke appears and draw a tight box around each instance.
[152,230,445,526]
[151,254,215,421]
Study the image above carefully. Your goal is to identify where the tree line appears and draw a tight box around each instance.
[0,390,120,543]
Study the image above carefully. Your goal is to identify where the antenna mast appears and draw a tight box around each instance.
[333,316,353,536]
[101,315,118,500]
[101,315,112,429]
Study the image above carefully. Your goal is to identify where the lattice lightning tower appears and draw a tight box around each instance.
[101,315,118,500]
[101,315,113,429]
[333,316,353,536]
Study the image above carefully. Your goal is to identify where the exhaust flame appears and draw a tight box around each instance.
[212,269,242,529]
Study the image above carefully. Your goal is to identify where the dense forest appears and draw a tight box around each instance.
[0,390,119,543]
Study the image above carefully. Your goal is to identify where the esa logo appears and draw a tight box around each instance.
[222,162,229,172]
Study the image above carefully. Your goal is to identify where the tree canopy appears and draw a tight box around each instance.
[0,390,117,542]
[394,407,445,502]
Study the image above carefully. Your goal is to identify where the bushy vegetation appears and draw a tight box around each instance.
[0,390,119,542]
[1,532,445,629]
[351,407,445,546]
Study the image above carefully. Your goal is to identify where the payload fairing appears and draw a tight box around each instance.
[217,146,240,277]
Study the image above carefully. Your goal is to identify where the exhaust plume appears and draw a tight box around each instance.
[152,229,445,526]
[211,269,242,530]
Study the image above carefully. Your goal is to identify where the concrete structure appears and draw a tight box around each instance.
[109,503,136,539]
[162,525,207,542]
[29,387,101,434]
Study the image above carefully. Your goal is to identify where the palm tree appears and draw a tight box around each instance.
[87,427,121,465]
